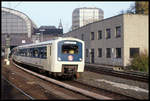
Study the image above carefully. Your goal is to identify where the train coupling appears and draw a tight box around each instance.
[62,64,78,75]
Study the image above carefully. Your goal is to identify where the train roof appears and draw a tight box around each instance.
[17,37,83,48]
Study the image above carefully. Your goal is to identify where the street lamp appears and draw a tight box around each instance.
[5,34,10,65]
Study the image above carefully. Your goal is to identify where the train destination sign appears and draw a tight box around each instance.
[64,41,77,44]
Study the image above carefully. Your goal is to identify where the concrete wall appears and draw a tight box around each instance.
[123,14,149,66]
[92,15,124,66]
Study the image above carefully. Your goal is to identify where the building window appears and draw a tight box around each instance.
[91,32,94,40]
[106,28,111,39]
[130,48,139,58]
[98,30,102,40]
[106,48,111,58]
[116,48,121,58]
[81,34,84,41]
[116,26,121,38]
[33,48,39,58]
[98,48,102,57]
[86,49,88,57]
[74,36,77,38]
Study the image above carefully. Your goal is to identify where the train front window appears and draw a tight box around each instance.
[62,44,78,54]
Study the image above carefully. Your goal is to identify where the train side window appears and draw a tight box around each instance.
[20,49,23,56]
[25,49,27,56]
[43,47,47,59]
[33,48,38,58]
[19,49,21,56]
[23,49,26,56]
[39,47,43,58]
[16,50,19,56]
[21,49,23,56]
[18,50,20,56]
[18,50,19,56]
[19,50,21,56]
[30,48,34,57]
[37,47,41,58]
[39,47,47,59]
[33,48,35,57]
[32,48,35,57]
[22,49,24,56]
[23,49,25,56]
[16,50,18,56]
[35,49,39,58]
[27,49,30,57]
[24,49,27,57]
[29,48,31,57]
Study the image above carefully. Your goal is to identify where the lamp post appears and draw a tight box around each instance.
[5,34,10,65]
[35,33,40,43]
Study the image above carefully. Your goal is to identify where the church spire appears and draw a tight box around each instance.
[58,19,63,29]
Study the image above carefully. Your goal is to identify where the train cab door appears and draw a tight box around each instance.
[46,45,51,71]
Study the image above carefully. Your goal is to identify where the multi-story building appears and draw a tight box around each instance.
[72,7,104,30]
[64,14,148,67]
[33,23,63,42]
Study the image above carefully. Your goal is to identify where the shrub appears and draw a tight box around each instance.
[130,50,149,72]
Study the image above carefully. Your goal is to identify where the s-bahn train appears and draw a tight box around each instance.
[12,37,85,79]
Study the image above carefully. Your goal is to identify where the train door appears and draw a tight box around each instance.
[46,45,51,71]
[90,49,94,63]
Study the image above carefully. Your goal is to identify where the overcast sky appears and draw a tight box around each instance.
[2,1,134,33]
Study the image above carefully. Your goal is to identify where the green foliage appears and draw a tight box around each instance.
[135,1,149,15]
[130,50,149,72]
[120,1,149,15]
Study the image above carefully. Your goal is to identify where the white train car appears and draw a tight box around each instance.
[12,37,85,79]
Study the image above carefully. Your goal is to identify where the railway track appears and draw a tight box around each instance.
[2,76,34,100]
[85,64,149,82]
[62,80,136,100]
[11,60,112,100]
[11,59,138,100]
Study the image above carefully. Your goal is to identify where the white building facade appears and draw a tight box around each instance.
[72,7,104,30]
[64,14,148,67]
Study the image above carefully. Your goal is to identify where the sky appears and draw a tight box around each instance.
[2,1,134,33]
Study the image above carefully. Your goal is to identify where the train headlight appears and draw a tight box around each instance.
[58,57,61,61]
[79,58,82,61]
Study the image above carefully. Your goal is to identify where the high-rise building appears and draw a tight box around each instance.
[72,7,104,30]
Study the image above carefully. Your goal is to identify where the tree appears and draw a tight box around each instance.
[130,50,149,72]
[135,1,149,14]
[120,1,149,15]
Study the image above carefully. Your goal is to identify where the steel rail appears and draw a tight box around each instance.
[85,65,148,82]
